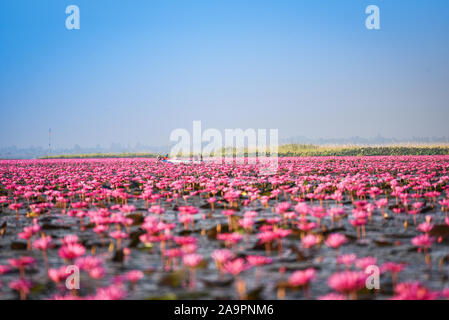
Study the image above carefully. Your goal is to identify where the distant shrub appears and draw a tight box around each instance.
[278,145,449,156]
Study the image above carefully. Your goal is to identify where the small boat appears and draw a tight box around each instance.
[163,158,203,165]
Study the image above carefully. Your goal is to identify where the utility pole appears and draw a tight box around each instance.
[48,128,51,154]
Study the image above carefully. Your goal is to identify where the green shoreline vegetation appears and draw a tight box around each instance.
[37,144,449,159]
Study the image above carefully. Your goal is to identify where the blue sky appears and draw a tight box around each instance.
[1,0,449,148]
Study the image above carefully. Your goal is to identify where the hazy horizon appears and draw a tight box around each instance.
[1,0,449,149]
[2,133,449,151]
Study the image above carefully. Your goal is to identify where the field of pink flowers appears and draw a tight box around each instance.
[1,156,449,300]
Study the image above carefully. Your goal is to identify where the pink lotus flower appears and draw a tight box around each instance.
[120,204,136,213]
[183,254,203,268]
[217,232,243,245]
[381,262,406,286]
[178,206,199,215]
[8,256,36,269]
[125,270,144,283]
[148,205,165,214]
[211,249,235,264]
[275,202,291,214]
[9,203,23,210]
[59,243,86,260]
[297,221,318,232]
[223,258,249,276]
[376,199,388,208]
[417,222,434,233]
[93,225,107,234]
[207,197,217,204]
[328,207,345,218]
[222,209,235,216]
[0,265,11,274]
[318,293,347,300]
[32,236,54,251]
[174,236,197,246]
[355,256,377,270]
[336,254,357,268]
[246,255,272,266]
[288,268,316,287]
[9,279,33,300]
[76,256,103,271]
[50,294,83,300]
[257,231,277,244]
[109,230,128,239]
[381,262,406,274]
[301,234,320,249]
[238,218,254,230]
[181,243,198,254]
[411,234,434,248]
[164,248,183,258]
[294,202,310,215]
[243,211,258,218]
[61,234,79,246]
[328,271,367,297]
[391,282,439,300]
[94,285,127,300]
[179,214,194,224]
[325,233,347,249]
[48,266,71,283]
[89,267,106,280]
